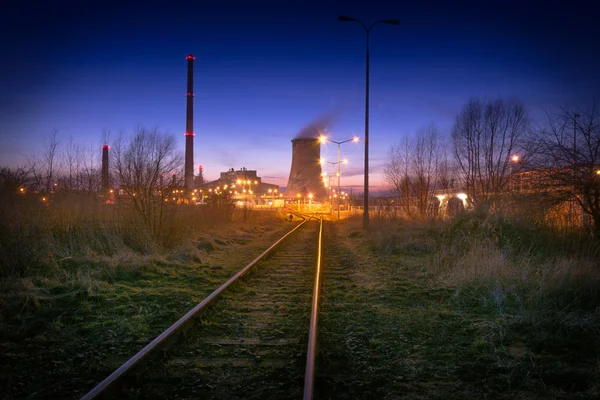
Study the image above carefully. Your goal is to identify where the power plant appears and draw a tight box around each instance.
[184,54,195,191]
[285,138,327,200]
[100,54,335,205]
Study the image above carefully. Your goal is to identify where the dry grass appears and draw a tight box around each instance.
[348,213,600,397]
[370,212,600,325]
[0,192,285,328]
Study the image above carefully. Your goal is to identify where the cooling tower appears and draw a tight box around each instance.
[184,54,195,190]
[285,138,327,200]
[101,145,109,192]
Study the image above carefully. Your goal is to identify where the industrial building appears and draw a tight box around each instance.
[197,167,279,196]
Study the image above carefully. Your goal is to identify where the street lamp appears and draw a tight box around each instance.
[338,15,399,229]
[320,135,358,219]
[320,157,348,218]
[321,159,338,214]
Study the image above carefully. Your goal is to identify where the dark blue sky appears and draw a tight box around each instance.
[1,0,598,189]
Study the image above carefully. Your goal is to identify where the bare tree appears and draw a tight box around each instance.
[534,101,600,235]
[451,97,531,210]
[384,124,445,217]
[384,137,412,215]
[42,130,61,192]
[412,124,443,216]
[76,143,101,193]
[112,128,183,237]
[63,135,78,190]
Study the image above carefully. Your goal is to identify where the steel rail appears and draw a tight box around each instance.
[81,218,308,400]
[302,218,323,400]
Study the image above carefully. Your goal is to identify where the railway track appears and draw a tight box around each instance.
[81,216,325,399]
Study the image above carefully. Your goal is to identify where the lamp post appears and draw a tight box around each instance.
[573,113,580,225]
[320,158,348,219]
[338,15,399,229]
[320,135,358,219]
[321,161,337,214]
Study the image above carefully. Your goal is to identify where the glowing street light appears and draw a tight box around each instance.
[319,135,358,219]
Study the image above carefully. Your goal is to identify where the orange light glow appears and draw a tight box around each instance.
[511,155,520,162]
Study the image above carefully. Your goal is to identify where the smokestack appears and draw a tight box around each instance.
[101,145,109,192]
[184,54,195,191]
[285,138,327,200]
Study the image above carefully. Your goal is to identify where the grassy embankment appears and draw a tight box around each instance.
[317,213,600,399]
[0,194,293,399]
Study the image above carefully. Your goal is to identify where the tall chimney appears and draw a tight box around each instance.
[285,138,327,200]
[101,145,109,192]
[184,54,195,191]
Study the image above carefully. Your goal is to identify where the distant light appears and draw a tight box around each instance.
[457,193,467,200]
[511,155,520,162]
[436,195,446,201]
[353,136,359,142]
[319,136,327,143]
[102,145,110,149]
[185,132,195,137]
